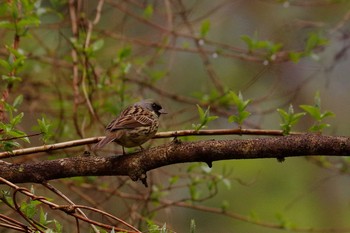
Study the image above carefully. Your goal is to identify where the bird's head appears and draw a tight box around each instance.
[135,99,167,117]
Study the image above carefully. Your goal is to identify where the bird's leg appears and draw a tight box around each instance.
[139,145,144,151]
[122,146,126,155]
[172,137,181,144]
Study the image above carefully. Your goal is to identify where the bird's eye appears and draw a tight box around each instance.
[152,103,157,108]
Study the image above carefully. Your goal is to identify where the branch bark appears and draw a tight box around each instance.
[1,134,349,185]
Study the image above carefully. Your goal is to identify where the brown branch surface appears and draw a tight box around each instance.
[1,134,350,184]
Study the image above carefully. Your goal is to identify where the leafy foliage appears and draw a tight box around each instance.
[0,0,42,35]
[304,32,328,55]
[277,105,305,135]
[228,91,252,127]
[36,117,54,144]
[147,221,170,233]
[200,19,211,38]
[143,4,154,19]
[0,1,347,232]
[0,0,58,149]
[0,189,63,233]
[190,219,196,233]
[300,92,335,132]
[241,34,283,58]
[0,95,29,150]
[192,105,218,131]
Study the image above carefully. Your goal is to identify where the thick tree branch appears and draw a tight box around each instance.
[1,134,350,185]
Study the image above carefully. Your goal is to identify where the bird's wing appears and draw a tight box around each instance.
[106,114,153,132]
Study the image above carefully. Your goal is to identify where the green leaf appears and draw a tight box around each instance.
[143,4,153,18]
[147,69,167,82]
[39,207,48,225]
[120,62,131,74]
[37,116,53,143]
[189,184,201,201]
[150,185,163,204]
[299,92,335,132]
[300,105,320,120]
[249,211,260,222]
[230,90,241,105]
[221,200,230,212]
[277,108,288,120]
[305,32,328,54]
[314,91,321,107]
[197,104,205,121]
[310,123,331,132]
[269,42,283,54]
[275,212,294,230]
[200,19,211,38]
[320,111,335,120]
[190,219,196,233]
[1,190,14,207]
[277,105,305,134]
[0,121,8,132]
[193,105,218,131]
[241,34,282,56]
[201,164,212,174]
[207,115,219,122]
[0,20,15,29]
[228,91,252,126]
[228,115,239,123]
[13,95,23,108]
[54,219,63,233]
[3,101,14,118]
[169,175,179,185]
[116,47,132,62]
[241,35,254,51]
[255,40,269,49]
[21,200,41,218]
[17,16,41,27]
[291,113,306,123]
[2,75,22,83]
[3,140,21,150]
[288,51,303,63]
[7,129,29,143]
[0,59,11,70]
[10,112,24,126]
[187,163,201,173]
[91,39,104,52]
[222,178,231,190]
[240,111,251,120]
[147,220,168,233]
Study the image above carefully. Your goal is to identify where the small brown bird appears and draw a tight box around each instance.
[93,99,167,153]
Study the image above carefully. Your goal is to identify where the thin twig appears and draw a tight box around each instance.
[0,177,140,233]
[0,129,302,158]
[0,132,42,142]
[42,182,100,233]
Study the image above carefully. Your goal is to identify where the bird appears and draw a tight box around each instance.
[92,99,167,154]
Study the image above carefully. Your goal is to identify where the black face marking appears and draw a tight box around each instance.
[151,102,163,116]
[152,103,161,110]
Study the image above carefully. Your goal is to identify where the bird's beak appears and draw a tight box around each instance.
[159,109,168,114]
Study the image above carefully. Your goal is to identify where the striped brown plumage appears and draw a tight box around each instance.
[92,99,166,153]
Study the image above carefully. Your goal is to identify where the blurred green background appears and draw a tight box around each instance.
[1,0,350,232]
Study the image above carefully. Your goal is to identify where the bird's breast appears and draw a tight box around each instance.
[114,124,159,147]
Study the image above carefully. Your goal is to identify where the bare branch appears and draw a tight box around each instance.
[1,134,349,185]
[0,129,302,159]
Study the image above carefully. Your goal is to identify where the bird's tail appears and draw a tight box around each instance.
[92,135,115,150]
